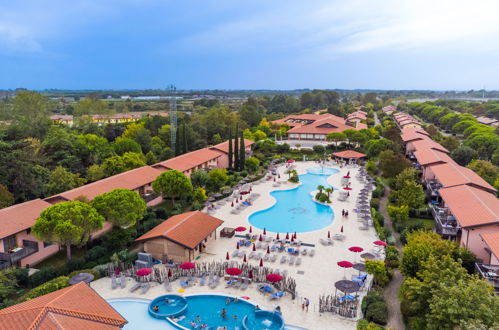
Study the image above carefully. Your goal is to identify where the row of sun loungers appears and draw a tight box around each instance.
[129,282,150,294]
[111,274,127,289]
[280,255,303,266]
[225,276,251,290]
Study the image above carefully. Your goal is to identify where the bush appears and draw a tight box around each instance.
[370,198,380,211]
[385,245,400,268]
[22,276,69,301]
[315,192,330,203]
[86,246,108,262]
[361,291,385,314]
[93,264,109,277]
[29,266,59,287]
[313,145,326,153]
[357,319,384,330]
[68,268,100,280]
[66,257,86,272]
[153,208,168,219]
[366,301,388,325]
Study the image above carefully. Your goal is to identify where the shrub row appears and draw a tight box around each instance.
[361,291,388,326]
[22,276,70,301]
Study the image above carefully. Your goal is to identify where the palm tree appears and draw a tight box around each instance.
[325,188,333,199]
[285,169,292,179]
[317,185,325,194]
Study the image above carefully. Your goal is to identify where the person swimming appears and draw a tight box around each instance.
[153,305,159,312]
[221,308,227,319]
[225,297,231,305]
[196,315,201,322]
[234,297,239,303]
[165,298,170,304]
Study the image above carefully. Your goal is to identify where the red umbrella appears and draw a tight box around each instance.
[236,243,239,250]
[291,236,295,242]
[374,240,388,246]
[226,252,230,260]
[259,258,263,267]
[294,232,297,239]
[167,269,172,278]
[278,174,281,179]
[287,159,294,163]
[136,268,152,276]
[340,226,344,233]
[327,231,331,239]
[236,198,239,203]
[276,233,280,239]
[243,254,247,263]
[343,187,352,190]
[266,246,270,254]
[179,262,195,270]
[259,234,262,242]
[253,244,256,251]
[274,177,276,182]
[231,201,234,207]
[235,226,247,232]
[266,273,283,283]
[240,195,243,200]
[249,270,253,279]
[249,226,253,233]
[226,267,242,276]
[286,233,289,239]
[115,267,121,275]
[338,260,353,278]
[263,228,267,235]
[349,246,364,253]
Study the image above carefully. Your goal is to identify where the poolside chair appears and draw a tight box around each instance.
[280,255,288,264]
[301,249,307,256]
[270,254,277,262]
[180,280,189,288]
[255,252,263,259]
[269,291,284,300]
[256,242,263,249]
[120,273,126,288]
[129,282,141,292]
[232,250,239,258]
[320,238,329,246]
[359,225,369,230]
[289,256,296,265]
[233,278,242,289]
[271,245,277,252]
[296,257,302,266]
[263,243,270,249]
[199,273,206,286]
[240,277,249,290]
[164,279,173,291]
[309,249,315,257]
[111,275,117,289]
[225,279,236,288]
[141,283,151,294]
[248,251,256,259]
[265,236,272,242]
[263,254,270,261]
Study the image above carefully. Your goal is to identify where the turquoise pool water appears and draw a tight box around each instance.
[249,167,338,233]
[108,299,176,330]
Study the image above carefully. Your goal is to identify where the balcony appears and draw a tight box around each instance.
[425,180,443,198]
[430,204,459,236]
[0,240,39,270]
[475,263,499,292]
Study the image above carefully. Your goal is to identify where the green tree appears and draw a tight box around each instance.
[440,136,460,153]
[365,260,389,287]
[396,181,425,208]
[228,128,233,169]
[467,159,498,185]
[207,168,228,192]
[101,152,146,176]
[45,166,87,196]
[239,131,246,170]
[451,145,477,166]
[234,124,239,171]
[86,164,105,182]
[152,170,193,204]
[32,201,104,260]
[378,150,411,178]
[193,187,207,203]
[145,151,158,165]
[326,132,346,149]
[191,170,209,188]
[113,136,142,155]
[0,184,14,209]
[75,134,112,166]
[394,168,419,190]
[91,189,146,228]
[245,157,260,173]
[364,139,394,158]
[317,185,325,194]
[12,91,53,138]
[74,98,107,116]
[325,187,333,200]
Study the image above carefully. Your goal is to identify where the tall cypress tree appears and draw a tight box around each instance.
[182,123,188,154]
[234,124,239,171]
[174,126,180,156]
[228,127,233,170]
[239,132,245,170]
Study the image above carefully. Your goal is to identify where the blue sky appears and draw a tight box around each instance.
[1,0,499,90]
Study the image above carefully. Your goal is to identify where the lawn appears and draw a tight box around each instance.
[34,247,86,269]
[401,217,435,230]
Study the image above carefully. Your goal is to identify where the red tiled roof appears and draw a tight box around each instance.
[347,111,367,120]
[0,199,52,238]
[428,162,496,193]
[153,148,222,172]
[413,148,453,166]
[410,139,449,154]
[210,139,254,154]
[332,150,367,159]
[136,211,223,249]
[0,282,127,329]
[476,116,498,125]
[286,116,355,134]
[271,114,337,127]
[439,185,499,228]
[481,232,499,260]
[50,166,164,202]
[401,128,430,143]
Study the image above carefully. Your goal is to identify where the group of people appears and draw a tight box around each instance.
[341,209,349,217]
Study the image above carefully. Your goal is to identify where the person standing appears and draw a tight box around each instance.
[304,297,310,312]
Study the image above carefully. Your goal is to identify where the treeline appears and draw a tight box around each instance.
[434,99,499,120]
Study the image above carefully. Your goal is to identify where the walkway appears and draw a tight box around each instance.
[373,112,381,126]
[378,184,405,329]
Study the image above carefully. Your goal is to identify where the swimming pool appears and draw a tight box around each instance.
[108,299,176,330]
[248,166,338,233]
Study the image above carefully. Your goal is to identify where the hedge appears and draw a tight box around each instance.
[361,291,388,326]
[22,276,69,301]
[68,269,101,280]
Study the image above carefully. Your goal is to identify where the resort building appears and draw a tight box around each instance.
[476,116,499,127]
[346,110,367,126]
[476,231,499,291]
[382,105,397,115]
[49,114,74,126]
[272,113,366,145]
[209,139,254,169]
[0,282,127,329]
[136,211,224,263]
[0,199,60,269]
[152,148,222,178]
[393,112,421,129]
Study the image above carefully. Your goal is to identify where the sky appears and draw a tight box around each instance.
[1,0,499,90]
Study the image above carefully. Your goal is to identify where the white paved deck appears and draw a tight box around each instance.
[92,161,381,330]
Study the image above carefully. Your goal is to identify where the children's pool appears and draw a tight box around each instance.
[108,299,176,330]
[248,167,338,233]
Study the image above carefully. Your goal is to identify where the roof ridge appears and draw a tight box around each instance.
[162,211,198,236]
[462,185,497,217]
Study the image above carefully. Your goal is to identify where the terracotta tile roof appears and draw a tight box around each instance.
[210,139,254,154]
[413,148,453,166]
[287,116,356,134]
[48,166,164,202]
[136,211,224,249]
[153,148,222,172]
[481,232,499,260]
[0,282,127,329]
[409,139,449,154]
[347,111,367,120]
[382,105,397,112]
[50,115,73,120]
[271,114,337,127]
[332,150,367,159]
[428,162,497,193]
[439,185,499,228]
[0,199,52,238]
[355,122,368,130]
[401,128,430,143]
[476,116,498,125]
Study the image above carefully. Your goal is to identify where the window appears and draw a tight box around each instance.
[3,235,17,251]
[43,242,53,248]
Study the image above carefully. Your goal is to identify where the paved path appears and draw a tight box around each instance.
[373,111,381,126]
[378,184,405,329]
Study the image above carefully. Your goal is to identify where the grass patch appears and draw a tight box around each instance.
[401,217,434,230]
[34,247,86,269]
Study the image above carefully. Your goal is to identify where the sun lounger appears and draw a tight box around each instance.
[225,280,236,288]
[199,274,206,286]
[269,291,284,300]
[280,255,287,264]
[271,245,277,252]
[255,252,262,259]
[141,283,151,294]
[296,257,302,266]
[289,256,296,265]
[320,238,329,246]
[240,278,249,290]
[164,279,173,291]
[180,280,189,288]
[129,282,141,292]
[233,279,242,289]
[333,234,345,241]
[120,274,126,288]
[232,250,239,258]
[309,249,315,257]
[263,254,270,261]
[249,251,257,259]
[270,254,277,262]
[256,242,263,249]
[301,249,307,256]
[359,225,369,230]
[111,275,117,289]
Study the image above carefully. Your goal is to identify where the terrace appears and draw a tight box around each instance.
[425,180,443,199]
[474,263,499,292]
[430,204,459,237]
[0,240,39,270]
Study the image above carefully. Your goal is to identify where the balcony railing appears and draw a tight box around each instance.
[475,263,499,291]
[0,240,39,269]
[425,180,443,197]
[430,204,459,236]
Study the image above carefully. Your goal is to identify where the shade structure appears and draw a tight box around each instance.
[276,233,280,239]
[136,268,152,276]
[259,258,263,267]
[249,226,253,233]
[226,252,230,260]
[267,246,270,254]
[114,267,121,275]
[243,254,247,263]
[286,233,289,239]
[266,273,283,283]
[236,243,239,250]
[263,228,267,235]
[214,193,222,198]
[287,159,294,163]
[207,197,215,202]
[353,263,366,272]
[249,270,253,279]
[252,244,256,251]
[360,252,376,260]
[327,231,331,239]
[226,267,242,276]
[343,187,352,190]
[334,280,359,293]
[332,150,367,160]
[69,272,94,285]
[340,225,344,233]
[259,234,263,241]
[349,246,364,253]
[179,262,195,270]
[294,232,297,239]
[231,202,234,207]
[235,226,247,232]
[374,240,388,246]
[337,261,353,268]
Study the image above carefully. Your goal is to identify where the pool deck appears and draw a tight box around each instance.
[91,161,381,330]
